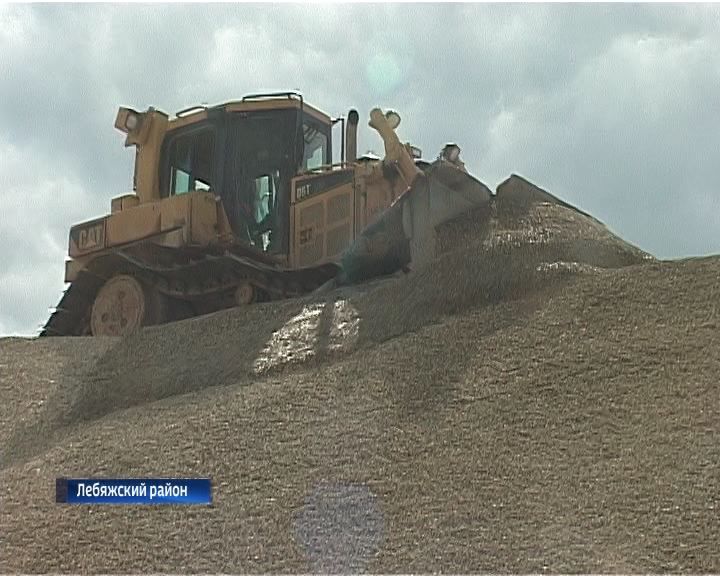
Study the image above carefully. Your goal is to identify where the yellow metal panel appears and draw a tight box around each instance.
[159,193,190,233]
[69,192,216,262]
[156,228,186,249]
[326,192,351,225]
[357,170,405,230]
[105,203,162,247]
[111,194,140,213]
[293,199,324,267]
[134,112,168,203]
[326,223,351,259]
[189,192,219,245]
[365,180,393,225]
[349,161,401,234]
[323,184,353,260]
[290,181,354,267]
[155,190,219,247]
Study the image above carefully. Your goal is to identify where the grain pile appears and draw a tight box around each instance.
[1,192,719,573]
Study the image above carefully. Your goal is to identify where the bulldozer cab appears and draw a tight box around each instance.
[158,95,332,257]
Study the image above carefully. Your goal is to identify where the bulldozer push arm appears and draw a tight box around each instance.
[368,108,424,188]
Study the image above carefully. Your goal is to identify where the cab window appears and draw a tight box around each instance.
[254,174,272,226]
[249,172,278,251]
[302,122,328,171]
[167,129,215,195]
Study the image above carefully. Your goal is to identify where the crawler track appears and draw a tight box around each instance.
[41,243,339,337]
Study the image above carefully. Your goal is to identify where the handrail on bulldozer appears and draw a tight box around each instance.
[297,162,357,176]
[241,91,303,104]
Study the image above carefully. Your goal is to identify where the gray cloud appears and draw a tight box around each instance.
[1,3,718,336]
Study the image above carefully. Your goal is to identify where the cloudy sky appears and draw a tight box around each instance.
[1,3,719,336]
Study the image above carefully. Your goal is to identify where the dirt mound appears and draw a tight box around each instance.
[3,196,719,572]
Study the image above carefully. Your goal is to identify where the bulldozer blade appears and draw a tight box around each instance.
[338,198,409,284]
[339,162,492,283]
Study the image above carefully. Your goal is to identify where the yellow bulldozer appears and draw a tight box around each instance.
[42,91,492,337]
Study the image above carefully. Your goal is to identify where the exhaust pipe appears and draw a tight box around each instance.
[346,109,359,163]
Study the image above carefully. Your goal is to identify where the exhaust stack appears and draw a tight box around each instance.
[346,109,359,163]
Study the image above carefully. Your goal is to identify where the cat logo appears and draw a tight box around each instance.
[75,220,106,252]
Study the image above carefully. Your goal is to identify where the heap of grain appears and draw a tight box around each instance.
[3,174,720,573]
[1,175,653,466]
[350,174,653,342]
[2,254,720,572]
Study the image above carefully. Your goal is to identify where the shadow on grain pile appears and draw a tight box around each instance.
[1,195,653,466]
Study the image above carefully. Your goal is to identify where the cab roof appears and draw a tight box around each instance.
[168,91,331,130]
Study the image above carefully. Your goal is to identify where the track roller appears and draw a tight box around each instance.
[90,274,167,336]
[234,281,256,306]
